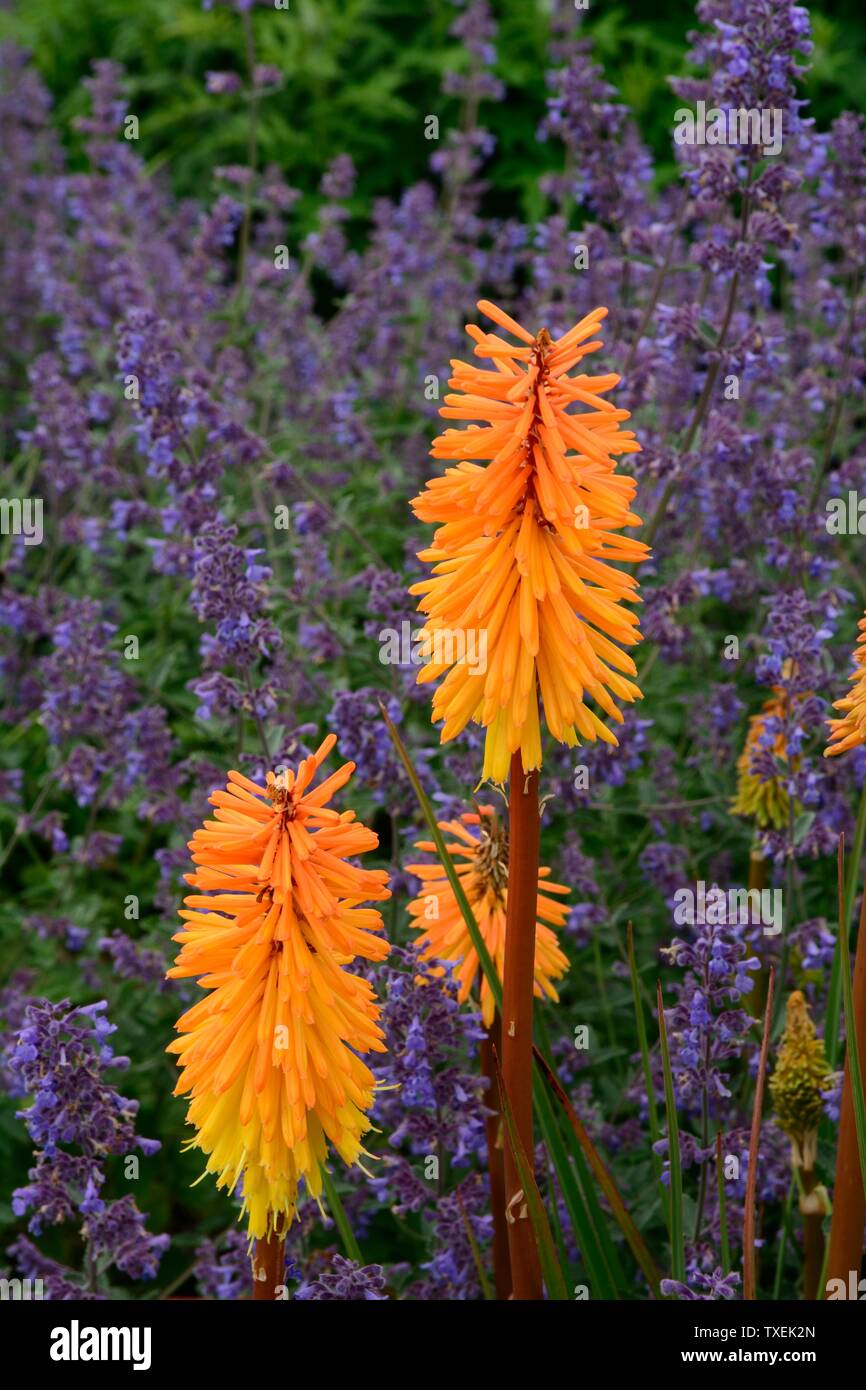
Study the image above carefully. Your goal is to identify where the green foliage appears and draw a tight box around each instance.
[3,0,863,225]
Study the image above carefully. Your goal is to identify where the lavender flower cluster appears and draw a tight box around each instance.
[3,999,168,1296]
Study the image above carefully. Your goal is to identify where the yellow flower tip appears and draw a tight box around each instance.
[168,735,391,1239]
[407,804,571,1029]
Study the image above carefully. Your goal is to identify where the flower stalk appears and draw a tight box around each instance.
[826,846,866,1289]
[501,754,543,1299]
[743,967,775,1300]
[770,992,833,1299]
[408,298,646,1298]
[251,1226,285,1302]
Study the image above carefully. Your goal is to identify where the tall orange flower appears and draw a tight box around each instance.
[406,805,570,1027]
[825,609,866,757]
[410,299,648,782]
[167,734,390,1240]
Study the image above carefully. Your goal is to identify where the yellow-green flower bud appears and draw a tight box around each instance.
[770,991,833,1171]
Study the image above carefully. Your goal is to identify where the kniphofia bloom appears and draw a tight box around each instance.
[731,692,800,830]
[167,734,390,1239]
[770,991,833,1171]
[410,299,648,782]
[825,609,866,757]
[406,805,570,1027]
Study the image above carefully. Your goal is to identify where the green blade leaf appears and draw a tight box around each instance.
[627,922,669,1225]
[533,1043,662,1297]
[716,1131,731,1275]
[494,1050,569,1301]
[532,1065,619,1298]
[454,1185,495,1301]
[742,966,775,1301]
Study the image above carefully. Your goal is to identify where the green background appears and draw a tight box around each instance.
[2,0,864,224]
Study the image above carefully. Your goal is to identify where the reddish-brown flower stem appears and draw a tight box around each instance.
[501,753,543,1300]
[746,852,770,1022]
[826,874,866,1289]
[800,1168,824,1301]
[252,1228,285,1301]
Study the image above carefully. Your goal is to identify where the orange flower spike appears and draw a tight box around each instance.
[167,736,391,1241]
[406,805,570,1028]
[825,610,866,757]
[410,300,649,783]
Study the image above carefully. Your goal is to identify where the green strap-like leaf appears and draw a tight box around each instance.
[322,1167,363,1265]
[494,1050,569,1301]
[533,1043,662,1297]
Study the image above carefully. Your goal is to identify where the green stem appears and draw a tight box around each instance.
[626,925,668,1224]
[592,929,616,1052]
[322,1168,363,1265]
[743,967,775,1300]
[716,1131,730,1274]
[772,1177,795,1300]
[657,980,685,1284]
